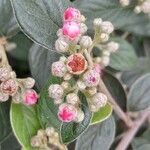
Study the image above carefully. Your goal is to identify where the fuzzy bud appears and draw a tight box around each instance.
[24,77,35,89]
[51,61,67,77]
[92,93,107,108]
[48,84,64,99]
[0,67,11,82]
[31,136,42,147]
[61,81,70,90]
[59,56,67,62]
[95,57,102,63]
[100,33,109,42]
[93,18,102,27]
[80,23,88,34]
[83,69,100,87]
[87,87,97,96]
[134,6,142,14]
[75,110,84,122]
[45,127,55,137]
[66,53,87,75]
[101,56,110,66]
[54,99,63,105]
[58,103,77,122]
[0,92,9,102]
[90,104,99,112]
[55,38,69,53]
[5,42,17,51]
[80,36,93,49]
[106,41,119,52]
[103,51,111,57]
[23,89,38,105]
[141,0,150,14]
[120,0,130,7]
[62,21,81,40]
[101,21,114,34]
[66,93,79,105]
[77,80,86,90]
[63,73,72,81]
[0,79,18,96]
[12,92,22,103]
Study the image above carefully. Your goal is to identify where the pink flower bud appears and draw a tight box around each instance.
[51,61,67,77]
[92,92,107,108]
[64,7,81,21]
[0,92,9,102]
[62,21,80,40]
[0,67,11,82]
[23,89,38,105]
[83,69,100,87]
[66,53,87,75]
[0,79,18,96]
[93,64,102,74]
[48,84,64,100]
[58,103,77,122]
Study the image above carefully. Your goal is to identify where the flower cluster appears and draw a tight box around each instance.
[0,66,38,105]
[48,7,118,123]
[31,127,66,150]
[120,0,150,16]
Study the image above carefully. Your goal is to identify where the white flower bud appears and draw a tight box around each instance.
[120,0,130,7]
[12,92,21,103]
[80,36,93,49]
[103,51,111,57]
[45,127,55,137]
[61,81,70,90]
[10,71,16,79]
[55,38,69,53]
[63,73,72,81]
[106,41,119,52]
[24,77,35,89]
[141,0,150,14]
[90,104,99,112]
[59,56,67,62]
[92,92,107,108]
[87,87,97,96]
[48,84,64,99]
[134,6,142,14]
[80,23,88,34]
[0,67,11,82]
[93,18,102,27]
[95,57,102,63]
[101,56,110,66]
[80,15,86,22]
[75,110,85,122]
[5,42,17,51]
[0,92,9,102]
[101,21,114,34]
[77,80,86,90]
[100,33,109,42]
[31,136,42,147]
[66,93,79,105]
[54,99,63,105]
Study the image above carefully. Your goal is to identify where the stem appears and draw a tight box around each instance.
[84,49,93,67]
[99,78,133,127]
[116,107,150,150]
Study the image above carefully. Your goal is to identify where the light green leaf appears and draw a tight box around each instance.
[75,116,116,150]
[128,73,150,111]
[91,103,112,125]
[109,38,138,71]
[0,0,19,36]
[10,103,41,150]
[10,0,72,50]
[74,0,150,36]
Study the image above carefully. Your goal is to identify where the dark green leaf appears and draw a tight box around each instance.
[61,91,92,143]
[10,103,41,150]
[75,116,116,150]
[29,44,60,89]
[109,38,137,71]
[10,0,72,50]
[74,0,150,36]
[91,103,112,125]
[127,73,150,111]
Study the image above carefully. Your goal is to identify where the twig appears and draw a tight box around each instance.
[99,78,133,127]
[121,32,130,39]
[116,107,150,150]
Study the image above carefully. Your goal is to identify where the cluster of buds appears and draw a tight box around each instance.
[119,0,150,16]
[31,127,67,150]
[0,66,38,105]
[48,7,117,122]
[134,0,150,16]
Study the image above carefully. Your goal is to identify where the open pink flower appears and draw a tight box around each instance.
[83,69,100,87]
[64,7,81,21]
[62,21,80,40]
[66,53,87,75]
[58,103,77,122]
[23,89,38,105]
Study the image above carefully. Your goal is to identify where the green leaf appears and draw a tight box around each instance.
[109,38,137,71]
[61,91,92,143]
[127,73,150,111]
[38,76,92,143]
[74,0,150,36]
[91,103,112,125]
[8,32,33,61]
[10,0,72,50]
[102,71,127,110]
[75,116,116,150]
[10,103,41,150]
[29,44,60,89]
[121,58,150,87]
[0,0,19,36]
